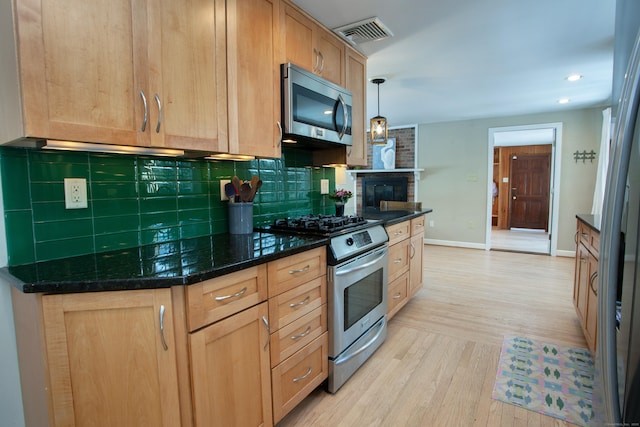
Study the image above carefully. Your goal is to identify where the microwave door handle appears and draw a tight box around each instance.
[337,94,348,140]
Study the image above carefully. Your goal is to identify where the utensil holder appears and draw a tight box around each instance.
[229,202,253,234]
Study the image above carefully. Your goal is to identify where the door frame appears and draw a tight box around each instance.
[485,123,563,255]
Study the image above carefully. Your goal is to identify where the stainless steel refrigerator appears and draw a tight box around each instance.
[592,11,640,425]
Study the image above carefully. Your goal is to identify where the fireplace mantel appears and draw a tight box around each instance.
[346,168,424,174]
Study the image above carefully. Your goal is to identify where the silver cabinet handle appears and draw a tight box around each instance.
[393,258,403,264]
[581,256,588,263]
[214,286,248,301]
[262,316,270,351]
[393,293,402,300]
[290,295,310,308]
[154,93,162,133]
[140,90,148,132]
[159,305,168,351]
[291,326,312,340]
[590,271,599,296]
[289,265,310,274]
[394,230,403,236]
[292,366,313,383]
[317,50,324,74]
[277,121,283,147]
[410,242,416,259]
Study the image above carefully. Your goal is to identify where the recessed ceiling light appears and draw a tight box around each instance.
[566,74,582,82]
[558,98,570,104]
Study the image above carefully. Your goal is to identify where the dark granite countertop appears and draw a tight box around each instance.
[576,214,601,232]
[360,207,433,226]
[1,232,328,294]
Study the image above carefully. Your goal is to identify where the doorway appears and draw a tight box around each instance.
[486,124,562,255]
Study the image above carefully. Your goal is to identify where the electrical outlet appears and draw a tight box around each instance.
[320,179,329,194]
[429,220,435,228]
[64,178,88,209]
[220,179,231,201]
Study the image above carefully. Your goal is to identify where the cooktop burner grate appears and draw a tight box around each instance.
[270,214,369,235]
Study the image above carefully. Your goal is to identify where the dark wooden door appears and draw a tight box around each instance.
[509,153,551,230]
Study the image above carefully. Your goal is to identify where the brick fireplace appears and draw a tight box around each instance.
[353,126,417,211]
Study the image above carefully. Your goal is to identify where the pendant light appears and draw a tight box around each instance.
[370,78,388,145]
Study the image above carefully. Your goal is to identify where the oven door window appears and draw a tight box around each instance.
[344,268,383,331]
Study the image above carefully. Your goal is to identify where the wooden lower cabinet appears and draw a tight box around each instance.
[12,288,182,426]
[573,218,599,353]
[189,302,273,427]
[385,215,427,320]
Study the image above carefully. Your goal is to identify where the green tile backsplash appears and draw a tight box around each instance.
[0,147,336,265]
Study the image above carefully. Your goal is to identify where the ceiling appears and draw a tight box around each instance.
[291,0,617,126]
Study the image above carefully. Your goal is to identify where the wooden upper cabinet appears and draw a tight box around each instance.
[41,289,181,426]
[281,2,344,86]
[8,0,228,152]
[152,0,229,152]
[345,47,368,166]
[13,0,147,146]
[226,0,282,158]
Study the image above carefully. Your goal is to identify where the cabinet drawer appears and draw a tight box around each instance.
[270,305,327,367]
[411,216,426,236]
[272,333,328,423]
[268,276,326,331]
[268,247,326,297]
[186,265,268,331]
[589,230,600,258]
[388,271,409,319]
[386,221,411,246]
[388,238,411,283]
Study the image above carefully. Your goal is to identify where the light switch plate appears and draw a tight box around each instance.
[64,178,88,209]
[320,179,329,194]
[502,177,509,183]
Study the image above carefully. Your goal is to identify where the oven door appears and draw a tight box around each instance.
[328,245,388,358]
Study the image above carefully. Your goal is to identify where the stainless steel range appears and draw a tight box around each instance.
[269,214,389,393]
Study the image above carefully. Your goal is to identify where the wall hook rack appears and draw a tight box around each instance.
[573,150,596,163]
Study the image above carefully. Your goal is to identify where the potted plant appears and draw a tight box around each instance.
[329,189,353,216]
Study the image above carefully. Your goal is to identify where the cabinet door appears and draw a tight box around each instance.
[314,27,345,86]
[585,254,598,352]
[152,0,228,152]
[345,47,368,166]
[574,243,590,323]
[190,302,273,427]
[282,3,315,72]
[226,0,282,158]
[16,0,149,147]
[42,289,181,426]
[410,233,424,296]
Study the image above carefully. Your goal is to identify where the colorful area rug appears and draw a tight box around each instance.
[492,335,594,426]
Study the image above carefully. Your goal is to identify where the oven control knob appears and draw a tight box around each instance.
[346,237,354,246]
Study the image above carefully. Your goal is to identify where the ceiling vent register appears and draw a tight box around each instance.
[334,17,393,45]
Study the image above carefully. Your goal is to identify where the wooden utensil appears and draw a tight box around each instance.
[239,182,252,203]
[249,180,262,202]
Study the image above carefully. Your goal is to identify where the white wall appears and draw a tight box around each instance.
[0,170,26,426]
[418,107,602,252]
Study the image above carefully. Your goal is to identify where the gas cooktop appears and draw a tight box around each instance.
[268,214,372,236]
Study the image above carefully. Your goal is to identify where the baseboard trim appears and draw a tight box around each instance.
[424,239,486,250]
[555,249,575,258]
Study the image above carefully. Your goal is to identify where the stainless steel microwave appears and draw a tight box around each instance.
[281,63,353,147]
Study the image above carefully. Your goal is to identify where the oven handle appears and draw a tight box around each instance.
[333,318,386,366]
[335,252,386,276]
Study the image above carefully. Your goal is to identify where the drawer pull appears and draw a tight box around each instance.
[214,286,248,301]
[393,258,403,264]
[291,326,312,340]
[394,230,403,236]
[292,366,313,383]
[289,265,310,274]
[581,232,589,238]
[159,305,168,351]
[290,295,310,308]
[262,316,270,351]
[393,293,402,300]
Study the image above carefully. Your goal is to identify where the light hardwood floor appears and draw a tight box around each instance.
[277,244,585,427]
